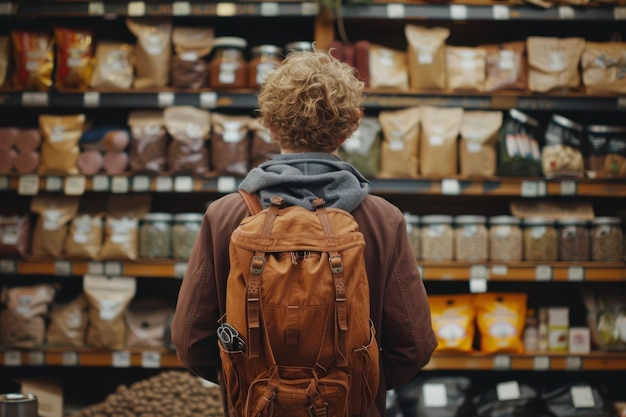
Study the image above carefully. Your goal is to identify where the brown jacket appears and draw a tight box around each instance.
[172,192,437,417]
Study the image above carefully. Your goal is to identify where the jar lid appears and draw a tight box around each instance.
[421,215,453,225]
[551,114,583,132]
[252,44,282,56]
[523,217,555,226]
[557,218,588,226]
[403,212,420,223]
[213,37,247,49]
[143,212,174,222]
[587,125,626,134]
[509,109,538,127]
[285,41,313,52]
[489,215,521,226]
[174,213,204,222]
[592,216,622,225]
[455,215,487,225]
[0,393,37,403]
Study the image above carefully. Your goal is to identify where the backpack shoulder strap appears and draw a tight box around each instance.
[238,190,263,215]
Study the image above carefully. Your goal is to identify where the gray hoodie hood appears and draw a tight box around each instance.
[238,153,369,212]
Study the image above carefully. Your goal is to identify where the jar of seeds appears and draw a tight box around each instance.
[591,217,623,262]
[489,216,523,262]
[523,217,558,262]
[557,218,590,262]
[421,215,454,261]
[455,215,488,262]
[173,213,203,260]
[139,213,173,259]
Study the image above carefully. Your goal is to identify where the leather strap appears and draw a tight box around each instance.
[239,190,263,215]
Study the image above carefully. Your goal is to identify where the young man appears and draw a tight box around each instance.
[171,48,437,417]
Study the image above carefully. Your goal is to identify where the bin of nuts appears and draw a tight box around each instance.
[421,215,454,261]
[591,217,624,262]
[489,216,523,262]
[557,218,590,262]
[523,217,558,262]
[454,215,488,262]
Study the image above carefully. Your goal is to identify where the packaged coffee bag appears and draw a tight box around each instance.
[0,214,31,258]
[249,118,280,167]
[0,36,8,87]
[39,114,85,174]
[64,197,105,260]
[11,30,54,90]
[338,117,382,178]
[89,42,135,89]
[527,36,585,93]
[368,44,409,90]
[164,106,210,174]
[30,194,80,258]
[581,42,626,95]
[127,18,172,88]
[55,27,95,89]
[46,294,89,347]
[446,46,487,92]
[171,27,214,89]
[125,298,175,348]
[405,25,450,91]
[211,113,252,176]
[480,41,528,92]
[420,106,464,178]
[100,194,151,261]
[460,111,503,178]
[128,110,168,172]
[378,107,420,178]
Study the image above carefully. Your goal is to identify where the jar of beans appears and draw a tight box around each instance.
[455,215,488,262]
[140,213,173,259]
[557,218,590,262]
[173,213,203,260]
[523,217,558,262]
[404,212,421,260]
[591,217,623,262]
[421,215,454,261]
[489,216,523,262]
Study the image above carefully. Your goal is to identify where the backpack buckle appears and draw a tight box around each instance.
[250,256,266,275]
[328,255,343,274]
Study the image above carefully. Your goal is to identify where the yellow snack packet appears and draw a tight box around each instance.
[475,292,527,354]
[429,294,476,352]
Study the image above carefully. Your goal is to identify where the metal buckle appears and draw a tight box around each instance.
[250,256,265,275]
[328,255,343,274]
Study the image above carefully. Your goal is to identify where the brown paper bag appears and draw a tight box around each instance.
[211,113,252,176]
[405,25,450,91]
[64,197,106,260]
[0,36,8,87]
[378,107,420,178]
[527,37,585,93]
[30,194,80,258]
[128,110,168,172]
[126,18,172,88]
[171,27,214,89]
[164,106,211,174]
[446,46,487,91]
[368,44,409,90]
[249,118,280,167]
[480,41,528,92]
[90,42,135,89]
[46,294,89,347]
[420,106,464,178]
[581,42,626,95]
[99,194,151,261]
[125,299,174,348]
[460,111,503,178]
[39,114,85,174]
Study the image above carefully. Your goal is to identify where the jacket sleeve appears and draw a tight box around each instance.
[381,213,438,389]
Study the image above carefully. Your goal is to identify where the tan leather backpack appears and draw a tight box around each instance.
[218,191,379,417]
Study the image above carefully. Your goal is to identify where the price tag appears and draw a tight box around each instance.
[83,92,100,108]
[155,176,173,192]
[497,381,521,401]
[491,265,508,276]
[88,2,104,15]
[45,176,63,192]
[615,7,626,19]
[104,261,123,276]
[64,175,86,195]
[22,92,48,107]
[493,355,511,370]
[92,175,110,192]
[174,262,188,279]
[558,5,575,19]
[537,181,547,196]
[217,176,237,193]
[560,180,577,196]
[172,1,191,15]
[450,4,468,20]
[571,386,595,408]
[535,265,553,281]
[260,2,279,16]
[112,351,132,367]
[0,259,17,274]
[111,176,129,193]
[0,2,13,15]
[88,262,104,275]
[300,2,318,15]
[492,5,510,19]
[568,266,585,282]
[0,176,8,190]
[216,2,236,16]
[141,351,161,368]
[4,350,22,366]
[199,92,217,109]
[470,265,489,279]
[28,351,45,366]
[54,260,72,276]
[127,1,146,16]
[174,176,194,192]
[62,351,78,366]
[158,92,175,108]
[132,175,151,192]
[422,383,448,407]
[469,278,488,294]
[521,180,538,197]
[18,175,39,195]
[386,3,406,18]
[618,97,626,109]
[533,356,550,370]
[441,179,461,195]
[565,356,582,371]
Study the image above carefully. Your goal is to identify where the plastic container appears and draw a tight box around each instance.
[489,216,523,262]
[173,213,204,260]
[139,213,173,259]
[421,215,454,261]
[523,217,558,262]
[591,217,624,262]
[209,37,248,89]
[454,215,488,262]
[557,218,590,262]
[249,44,282,87]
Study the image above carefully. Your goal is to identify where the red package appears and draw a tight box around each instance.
[11,31,54,90]
[55,27,95,89]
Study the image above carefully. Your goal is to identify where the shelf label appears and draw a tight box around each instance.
[127,1,146,15]
[533,355,550,370]
[470,265,489,279]
[560,180,577,196]
[469,278,488,294]
[54,260,72,276]
[4,350,21,366]
[493,355,511,370]
[199,92,217,109]
[104,261,123,276]
[571,386,595,408]
[618,97,626,109]
[423,383,448,407]
[535,265,553,281]
[174,176,194,192]
[158,92,175,107]
[386,3,405,18]
[300,2,318,15]
[537,181,547,196]
[88,2,105,15]
[28,351,45,366]
[18,175,39,195]
[112,351,132,367]
[260,2,279,16]
[0,259,17,274]
[64,175,86,195]
[22,92,48,107]
[450,4,468,19]
[520,180,538,197]
[175,262,188,279]
[111,176,129,193]
[441,179,461,195]
[497,381,521,401]
[62,351,78,366]
[0,176,8,190]
[83,92,100,107]
[88,262,104,275]
[141,351,161,368]
[172,1,191,15]
[568,266,585,282]
[492,5,510,19]
[216,2,236,15]
[217,176,237,193]
[45,176,63,192]
[491,265,508,276]
[0,2,13,15]
[558,5,575,19]
[155,176,173,192]
[615,7,626,19]
[565,356,582,371]
[132,175,151,192]
[92,175,110,192]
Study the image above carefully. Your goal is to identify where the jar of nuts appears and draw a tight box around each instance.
[591,217,623,262]
[139,213,173,259]
[557,218,590,262]
[523,217,558,262]
[404,212,420,260]
[421,215,454,261]
[489,216,523,262]
[455,215,488,262]
[173,213,203,260]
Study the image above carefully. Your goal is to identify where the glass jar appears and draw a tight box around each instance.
[173,213,203,260]
[209,37,248,89]
[454,215,488,262]
[421,215,454,261]
[249,44,282,87]
[585,125,626,178]
[591,217,624,262]
[285,41,313,54]
[489,216,523,262]
[404,213,420,260]
[557,218,590,262]
[523,217,558,262]
[140,213,173,259]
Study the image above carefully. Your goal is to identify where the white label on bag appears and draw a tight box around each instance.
[423,383,448,407]
[387,3,405,18]
[141,351,161,368]
[571,386,595,408]
[497,381,521,401]
[172,1,191,15]
[112,351,131,367]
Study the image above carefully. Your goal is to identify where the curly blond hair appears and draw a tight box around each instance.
[257,48,364,153]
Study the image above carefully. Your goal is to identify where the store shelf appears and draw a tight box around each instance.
[424,352,626,371]
[0,347,181,368]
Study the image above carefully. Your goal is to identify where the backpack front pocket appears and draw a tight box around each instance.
[349,322,380,415]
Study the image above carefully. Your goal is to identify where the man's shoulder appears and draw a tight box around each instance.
[355,194,402,217]
[207,192,249,218]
